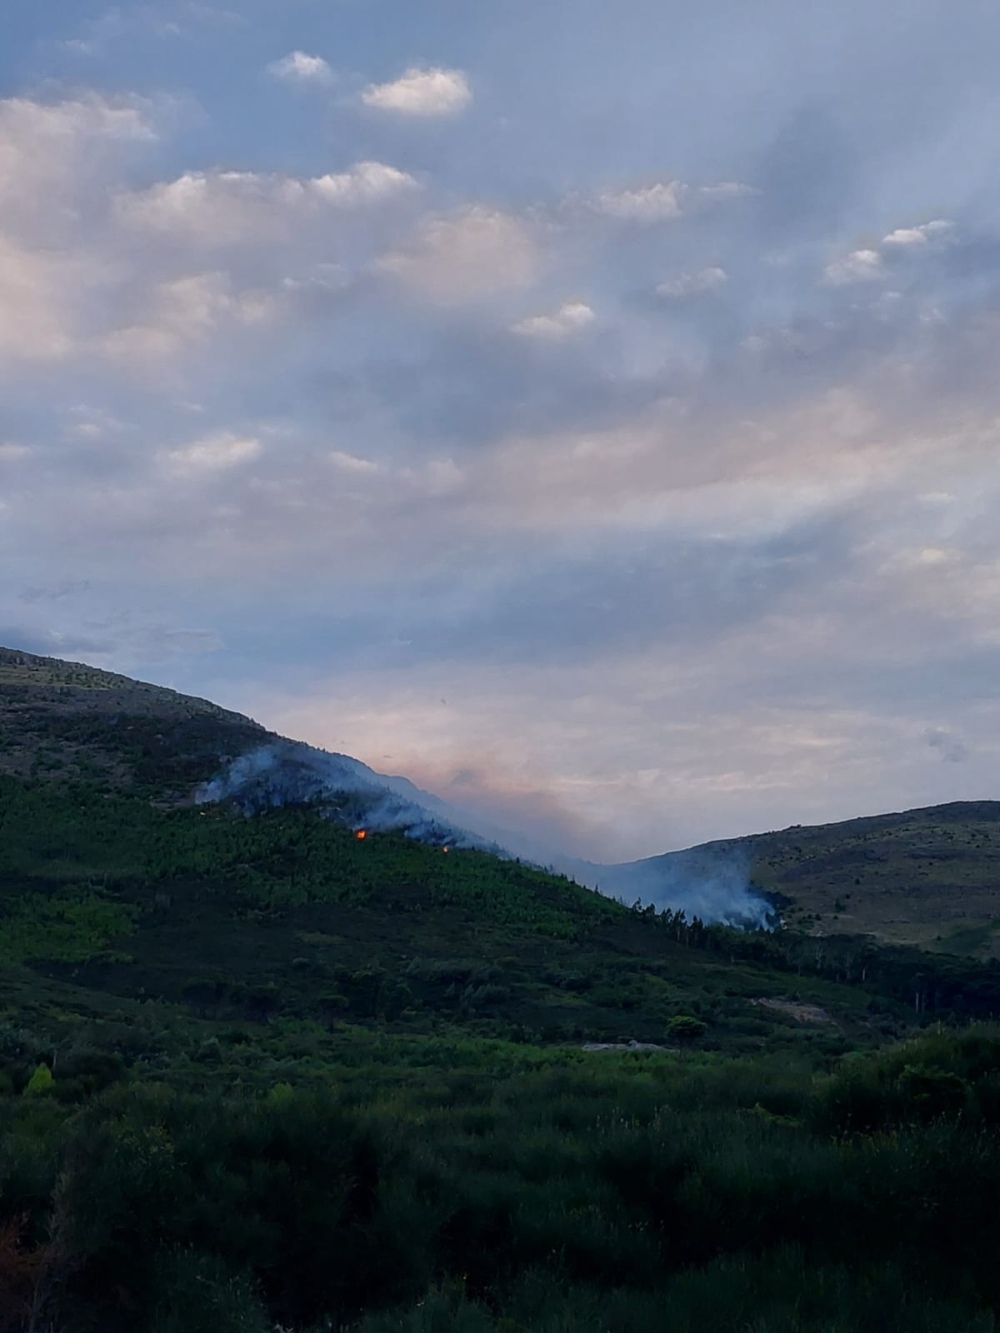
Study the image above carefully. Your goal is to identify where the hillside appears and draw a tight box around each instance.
[4,644,1000,956]
[6,649,1000,1330]
[0,645,268,798]
[622,803,1000,957]
[1,642,985,1050]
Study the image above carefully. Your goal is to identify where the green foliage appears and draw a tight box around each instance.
[4,1039,1000,1330]
[666,1014,709,1044]
[813,1027,1000,1132]
[149,1250,271,1333]
[22,1063,53,1097]
[0,889,137,964]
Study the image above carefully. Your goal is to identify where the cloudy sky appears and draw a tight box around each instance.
[3,0,1000,859]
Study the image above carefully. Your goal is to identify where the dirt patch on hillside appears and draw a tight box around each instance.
[749,998,833,1025]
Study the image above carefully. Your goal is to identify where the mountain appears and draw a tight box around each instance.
[7,647,1000,1332]
[4,645,1000,950]
[611,803,1000,957]
[0,646,770,924]
[7,641,992,1055]
[0,644,268,798]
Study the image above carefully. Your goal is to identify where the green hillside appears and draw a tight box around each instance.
[643,804,1000,957]
[3,648,1000,1331]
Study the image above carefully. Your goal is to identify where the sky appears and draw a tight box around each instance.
[3,0,1000,861]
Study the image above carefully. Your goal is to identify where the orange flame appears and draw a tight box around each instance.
[355,830,367,840]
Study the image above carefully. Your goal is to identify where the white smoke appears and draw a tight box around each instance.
[195,740,503,851]
[197,742,775,928]
[583,845,776,929]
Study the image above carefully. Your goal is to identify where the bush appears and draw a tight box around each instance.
[667,1015,708,1045]
[22,1065,54,1098]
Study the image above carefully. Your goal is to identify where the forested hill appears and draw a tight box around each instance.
[4,645,1000,958]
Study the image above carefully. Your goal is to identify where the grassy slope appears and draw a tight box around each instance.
[644,803,1000,956]
[0,645,268,797]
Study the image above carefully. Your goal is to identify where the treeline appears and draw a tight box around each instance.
[638,903,1000,1020]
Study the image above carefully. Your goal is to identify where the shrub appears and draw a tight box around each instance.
[22,1065,54,1098]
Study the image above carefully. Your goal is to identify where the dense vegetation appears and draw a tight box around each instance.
[3,648,1000,1329]
[4,1027,1000,1331]
[3,775,1000,1329]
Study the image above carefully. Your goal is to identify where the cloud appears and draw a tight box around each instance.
[361,66,472,117]
[0,95,153,207]
[267,51,334,84]
[823,220,955,290]
[117,162,418,245]
[377,206,541,302]
[163,430,262,476]
[824,248,885,285]
[596,181,684,222]
[883,219,952,247]
[656,267,728,300]
[0,236,81,362]
[0,94,156,366]
[330,449,381,475]
[594,180,752,224]
[511,300,595,340]
[18,579,90,604]
[103,272,275,364]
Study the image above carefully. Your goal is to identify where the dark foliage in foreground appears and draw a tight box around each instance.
[2,1029,1000,1330]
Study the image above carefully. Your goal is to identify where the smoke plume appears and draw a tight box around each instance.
[196,740,502,850]
[197,742,774,927]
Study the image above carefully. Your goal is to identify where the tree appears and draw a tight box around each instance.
[23,1064,54,1097]
[666,1015,708,1045]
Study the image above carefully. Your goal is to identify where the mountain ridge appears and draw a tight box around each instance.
[3,644,999,947]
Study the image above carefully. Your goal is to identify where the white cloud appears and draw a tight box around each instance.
[656,267,728,299]
[0,235,82,363]
[361,66,472,117]
[0,93,152,160]
[597,181,685,222]
[824,248,885,285]
[118,162,418,245]
[0,95,152,227]
[698,182,756,202]
[330,450,381,475]
[0,442,30,461]
[0,95,161,367]
[882,219,952,247]
[103,272,275,365]
[512,301,596,340]
[267,51,334,84]
[163,430,262,476]
[378,206,541,302]
[594,180,752,224]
